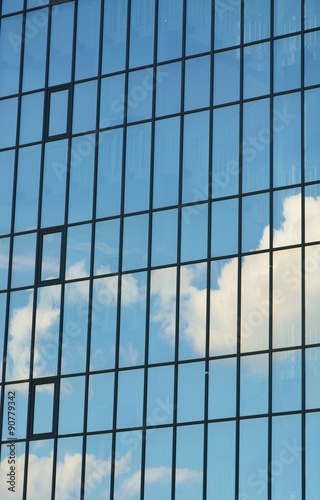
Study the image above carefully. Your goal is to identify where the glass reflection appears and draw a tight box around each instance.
[305,0,320,29]
[0,442,25,497]
[177,361,205,422]
[41,231,62,281]
[85,434,112,499]
[243,42,270,99]
[214,49,240,105]
[49,89,69,137]
[152,209,178,267]
[94,218,120,275]
[214,0,240,49]
[305,30,320,86]
[273,188,301,247]
[127,69,153,123]
[22,10,48,92]
[306,413,320,498]
[272,350,301,412]
[305,88,320,183]
[157,0,183,62]
[117,368,144,428]
[274,36,301,93]
[181,204,208,262]
[65,224,92,280]
[27,440,53,499]
[33,383,54,434]
[2,383,28,438]
[129,0,155,68]
[156,62,181,117]
[184,56,210,111]
[306,347,320,409]
[244,0,270,43]
[240,353,268,416]
[0,97,18,149]
[100,74,125,126]
[55,437,83,499]
[122,214,149,271]
[211,198,238,257]
[144,427,173,499]
[209,358,236,419]
[75,0,101,80]
[274,0,301,36]
[11,233,36,288]
[0,239,9,291]
[114,429,142,500]
[0,150,14,236]
[73,80,97,134]
[0,15,22,97]
[147,365,174,426]
[20,92,44,144]
[186,0,211,56]
[207,421,236,499]
[59,377,85,434]
[102,0,128,74]
[49,2,75,86]
[15,146,41,231]
[0,293,6,374]
[87,372,114,432]
[242,193,269,252]
[305,245,320,344]
[175,425,203,500]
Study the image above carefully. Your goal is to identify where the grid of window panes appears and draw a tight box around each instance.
[0,0,320,498]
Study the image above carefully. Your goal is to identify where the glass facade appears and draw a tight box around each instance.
[0,0,320,498]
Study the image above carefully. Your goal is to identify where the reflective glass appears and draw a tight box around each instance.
[212,104,239,198]
[75,0,101,80]
[87,372,114,432]
[244,0,270,43]
[11,233,37,288]
[96,129,123,218]
[152,209,178,266]
[186,0,211,56]
[65,224,92,280]
[144,427,173,498]
[117,368,144,428]
[49,89,69,137]
[41,140,68,228]
[274,0,301,36]
[156,62,181,117]
[242,98,270,193]
[22,9,48,92]
[209,358,236,419]
[0,239,9,290]
[213,49,240,105]
[241,252,269,352]
[211,198,238,257]
[240,353,268,415]
[273,350,301,412]
[49,2,75,86]
[242,192,269,252]
[0,150,15,235]
[177,361,205,422]
[127,69,153,123]
[122,214,149,271]
[175,424,203,499]
[214,0,240,49]
[20,92,44,144]
[239,418,268,500]
[85,434,112,499]
[0,97,18,149]
[125,122,151,213]
[305,88,320,182]
[273,92,301,187]
[94,218,120,275]
[305,31,320,86]
[90,275,118,370]
[182,111,209,203]
[2,0,23,14]
[305,0,320,28]
[0,15,23,97]
[119,271,147,367]
[243,42,270,99]
[149,267,176,363]
[72,80,97,134]
[41,231,62,281]
[207,421,236,499]
[102,0,128,74]
[185,55,210,111]
[273,248,301,348]
[55,437,82,499]
[306,413,320,498]
[100,74,125,127]
[273,188,301,247]
[114,429,142,499]
[28,0,48,6]
[14,146,41,231]
[147,365,174,426]
[272,414,301,499]
[157,0,183,62]
[68,134,95,223]
[274,36,301,92]
[33,383,54,434]
[59,377,85,434]
[181,204,208,262]
[153,116,180,208]
[27,440,53,499]
[129,0,155,68]
[0,295,5,372]
[306,347,320,409]
[305,245,320,344]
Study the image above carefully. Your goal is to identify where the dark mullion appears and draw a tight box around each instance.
[140,0,158,498]
[79,0,105,497]
[203,1,215,498]
[235,1,244,499]
[109,0,131,497]
[171,2,186,499]
[268,0,275,498]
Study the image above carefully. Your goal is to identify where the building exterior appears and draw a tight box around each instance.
[0,0,320,498]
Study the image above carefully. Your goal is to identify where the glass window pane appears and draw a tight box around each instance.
[49,89,69,136]
[181,204,208,262]
[153,116,180,208]
[306,413,320,498]
[244,42,270,99]
[100,74,125,127]
[214,49,240,105]
[41,140,68,228]
[125,122,151,213]
[0,150,15,235]
[207,421,236,499]
[242,193,269,252]
[94,218,120,275]
[177,361,205,422]
[102,0,128,74]
[211,198,238,257]
[144,427,173,498]
[175,425,203,498]
[156,62,181,117]
[27,440,54,499]
[41,231,62,281]
[0,15,23,97]
[305,31,320,86]
[11,233,37,288]
[240,354,268,416]
[152,209,178,266]
[273,188,301,247]
[274,36,301,93]
[274,0,301,36]
[273,92,301,187]
[0,239,10,290]
[305,245,320,344]
[2,0,23,14]
[214,0,240,49]
[157,0,183,62]
[0,97,18,149]
[65,224,92,280]
[186,0,211,56]
[129,0,155,68]
[242,98,270,193]
[87,372,114,432]
[49,2,75,86]
[85,434,112,499]
[55,437,82,499]
[75,0,101,80]
[117,368,144,428]
[305,88,320,182]
[147,365,174,425]
[22,9,48,92]
[73,80,97,134]
[273,350,301,412]
[209,358,236,419]
[127,69,153,123]
[59,376,85,434]
[212,104,239,198]
[20,92,44,144]
[184,55,210,111]
[33,383,55,434]
[114,429,142,498]
[122,214,149,271]
[96,129,123,218]
[305,0,320,28]
[306,347,320,409]
[244,0,270,43]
